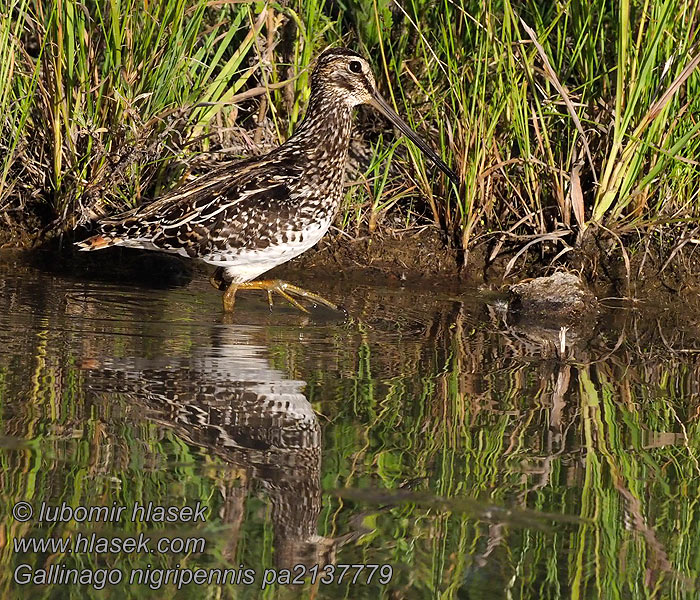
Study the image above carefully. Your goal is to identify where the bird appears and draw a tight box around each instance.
[76,47,459,312]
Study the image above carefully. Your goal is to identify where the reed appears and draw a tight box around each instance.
[2,0,700,264]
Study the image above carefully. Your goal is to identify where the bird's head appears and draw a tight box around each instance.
[311,48,459,186]
[312,48,379,108]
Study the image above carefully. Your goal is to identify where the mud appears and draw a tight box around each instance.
[0,202,52,249]
[274,227,461,287]
[4,212,700,317]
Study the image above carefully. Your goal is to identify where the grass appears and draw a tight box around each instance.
[2,0,700,271]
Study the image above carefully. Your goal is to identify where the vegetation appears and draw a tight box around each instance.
[2,0,700,268]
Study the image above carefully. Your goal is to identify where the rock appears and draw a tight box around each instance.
[508,271,598,324]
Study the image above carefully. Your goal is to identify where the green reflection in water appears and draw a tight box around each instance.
[0,253,699,599]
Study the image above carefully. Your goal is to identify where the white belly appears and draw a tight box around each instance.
[205,220,331,283]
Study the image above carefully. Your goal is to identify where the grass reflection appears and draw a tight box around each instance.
[0,260,699,598]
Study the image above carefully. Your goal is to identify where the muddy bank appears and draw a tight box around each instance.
[273,227,462,287]
[3,215,700,311]
[0,202,54,249]
[278,224,700,304]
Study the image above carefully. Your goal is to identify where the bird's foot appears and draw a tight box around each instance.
[209,267,227,291]
[237,279,338,313]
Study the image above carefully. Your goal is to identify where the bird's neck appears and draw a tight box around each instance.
[286,91,354,163]
[275,91,354,220]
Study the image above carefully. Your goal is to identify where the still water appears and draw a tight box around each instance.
[0,249,699,599]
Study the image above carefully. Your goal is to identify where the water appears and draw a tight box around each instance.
[1,249,699,599]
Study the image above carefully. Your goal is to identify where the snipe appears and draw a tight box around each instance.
[77,48,458,312]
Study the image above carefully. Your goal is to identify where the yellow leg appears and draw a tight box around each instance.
[222,283,238,312]
[235,279,338,313]
[210,267,226,291]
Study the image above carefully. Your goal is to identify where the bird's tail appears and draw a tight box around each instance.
[75,234,119,251]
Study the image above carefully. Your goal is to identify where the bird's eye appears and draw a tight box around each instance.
[348,60,362,73]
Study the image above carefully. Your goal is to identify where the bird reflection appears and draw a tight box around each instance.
[83,325,334,569]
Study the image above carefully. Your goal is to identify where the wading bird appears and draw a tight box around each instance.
[77,48,458,312]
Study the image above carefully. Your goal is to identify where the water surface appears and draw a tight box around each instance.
[1,250,699,599]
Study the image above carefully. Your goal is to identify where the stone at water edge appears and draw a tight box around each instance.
[508,271,598,324]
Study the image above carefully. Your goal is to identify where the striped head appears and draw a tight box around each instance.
[310,48,459,186]
[311,48,378,108]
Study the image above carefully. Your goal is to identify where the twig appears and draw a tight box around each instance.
[504,230,572,277]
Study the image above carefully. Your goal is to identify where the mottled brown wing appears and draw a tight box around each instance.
[150,178,298,258]
[97,156,262,233]
[96,154,305,258]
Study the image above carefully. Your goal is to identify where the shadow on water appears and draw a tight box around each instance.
[1,249,700,598]
[25,244,195,289]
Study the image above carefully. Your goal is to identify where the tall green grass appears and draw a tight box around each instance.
[349,0,700,256]
[0,1,331,226]
[2,0,700,263]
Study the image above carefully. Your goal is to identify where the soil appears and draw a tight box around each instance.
[3,206,700,314]
[0,201,53,249]
[272,226,463,288]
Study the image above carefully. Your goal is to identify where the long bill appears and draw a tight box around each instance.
[369,89,459,188]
